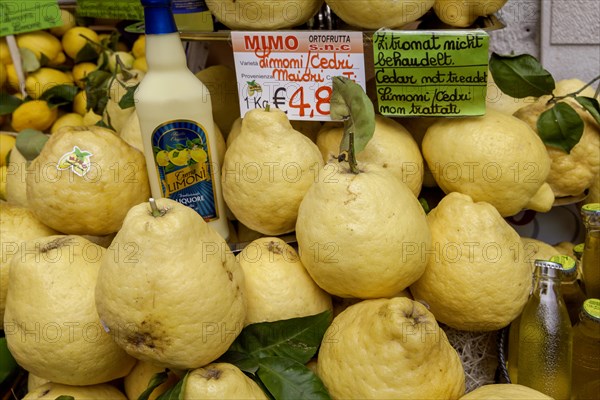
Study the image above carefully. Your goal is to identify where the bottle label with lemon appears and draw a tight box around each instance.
[151,120,218,221]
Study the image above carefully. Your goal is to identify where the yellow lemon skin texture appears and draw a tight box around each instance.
[459,384,553,399]
[410,192,532,331]
[26,125,150,235]
[433,0,508,27]
[0,62,7,88]
[317,297,466,399]
[50,112,85,134]
[62,26,99,59]
[11,100,58,132]
[296,161,431,299]
[0,134,16,166]
[124,360,178,400]
[132,35,146,59]
[422,108,553,217]
[326,0,434,29]
[184,363,268,399]
[23,382,127,399]
[206,0,323,30]
[5,146,28,207]
[25,67,74,99]
[72,62,97,89]
[95,198,246,370]
[72,90,88,115]
[4,235,137,385]
[50,9,77,37]
[16,31,62,61]
[316,115,424,196]
[237,237,332,326]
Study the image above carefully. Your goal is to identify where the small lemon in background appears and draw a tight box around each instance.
[132,35,145,58]
[16,31,62,62]
[0,38,11,64]
[47,51,67,67]
[62,26,99,59]
[50,113,85,134]
[0,134,15,166]
[5,64,20,91]
[25,67,73,99]
[49,9,77,37]
[11,100,58,132]
[132,56,147,72]
[72,90,88,115]
[72,62,97,89]
[0,62,7,88]
[0,165,7,200]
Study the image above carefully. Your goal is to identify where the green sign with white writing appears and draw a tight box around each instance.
[77,0,143,21]
[372,30,489,117]
[0,0,61,36]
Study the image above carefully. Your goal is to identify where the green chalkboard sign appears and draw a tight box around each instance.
[77,0,143,21]
[373,30,489,117]
[0,0,62,36]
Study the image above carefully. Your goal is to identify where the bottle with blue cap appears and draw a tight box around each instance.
[518,259,572,399]
[135,0,229,240]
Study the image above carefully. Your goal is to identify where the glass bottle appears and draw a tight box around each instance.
[172,0,214,32]
[518,260,573,399]
[550,254,587,326]
[135,0,229,240]
[580,204,600,298]
[507,314,521,383]
[572,298,600,400]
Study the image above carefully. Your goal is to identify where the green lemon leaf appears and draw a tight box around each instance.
[330,76,375,159]
[136,369,170,400]
[39,53,50,67]
[119,83,139,110]
[218,350,260,374]
[225,311,332,365]
[419,197,430,214]
[537,102,584,153]
[40,84,79,107]
[257,357,331,400]
[75,42,99,63]
[0,338,18,385]
[83,70,112,90]
[575,96,600,126]
[489,53,555,98]
[0,93,23,116]
[15,129,49,161]
[20,47,41,73]
[155,371,188,400]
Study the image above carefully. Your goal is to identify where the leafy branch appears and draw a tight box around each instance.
[489,52,600,153]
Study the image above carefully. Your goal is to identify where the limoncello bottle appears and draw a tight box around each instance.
[581,203,600,298]
[572,298,600,400]
[136,0,229,240]
[518,259,572,399]
[550,254,587,326]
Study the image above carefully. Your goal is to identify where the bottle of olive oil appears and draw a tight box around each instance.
[136,0,229,240]
[518,259,572,399]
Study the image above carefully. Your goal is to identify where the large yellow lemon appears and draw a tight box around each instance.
[62,26,99,59]
[326,0,434,29]
[16,31,62,61]
[11,100,58,132]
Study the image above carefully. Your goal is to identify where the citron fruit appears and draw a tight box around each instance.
[62,26,99,59]
[296,160,431,298]
[316,115,424,196]
[237,237,332,325]
[50,112,85,134]
[49,9,77,37]
[205,0,323,29]
[395,116,440,188]
[95,198,246,370]
[25,67,73,99]
[410,192,532,331]
[16,31,62,62]
[5,145,28,206]
[422,108,554,217]
[26,125,150,235]
[586,174,600,204]
[221,107,323,236]
[119,109,143,151]
[124,361,178,400]
[486,69,537,115]
[0,203,58,328]
[325,0,434,29]
[195,65,240,135]
[184,363,268,399]
[317,297,465,399]
[11,100,58,132]
[104,69,144,133]
[521,236,560,269]
[433,0,508,27]
[27,373,50,392]
[459,383,553,399]
[23,382,127,399]
[513,79,600,198]
[4,235,136,385]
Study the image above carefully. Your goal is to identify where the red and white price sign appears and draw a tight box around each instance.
[231,31,366,121]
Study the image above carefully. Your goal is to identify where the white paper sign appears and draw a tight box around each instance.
[231,31,366,121]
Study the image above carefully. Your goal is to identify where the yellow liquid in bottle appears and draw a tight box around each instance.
[572,300,600,400]
[582,230,600,299]
[507,316,520,383]
[172,0,214,32]
[518,275,572,399]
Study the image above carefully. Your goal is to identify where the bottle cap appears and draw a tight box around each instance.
[549,254,577,276]
[573,243,584,261]
[141,0,178,35]
[581,203,600,227]
[533,259,563,279]
[582,298,600,322]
